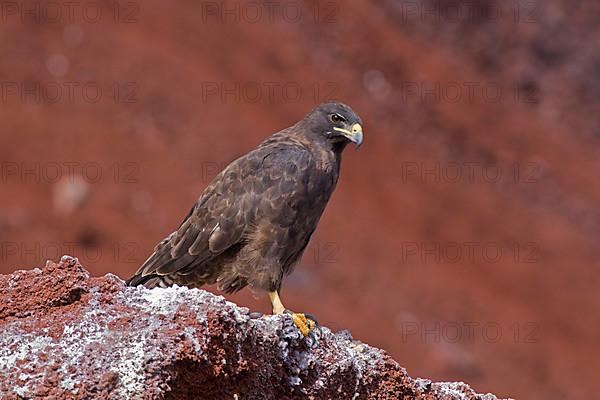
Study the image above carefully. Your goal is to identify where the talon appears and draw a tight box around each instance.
[269,292,316,337]
[291,313,315,337]
[303,313,319,327]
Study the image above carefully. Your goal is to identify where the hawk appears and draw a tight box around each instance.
[127,102,363,335]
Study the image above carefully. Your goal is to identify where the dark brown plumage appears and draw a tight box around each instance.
[127,102,363,330]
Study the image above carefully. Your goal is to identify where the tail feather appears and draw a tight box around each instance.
[126,273,175,288]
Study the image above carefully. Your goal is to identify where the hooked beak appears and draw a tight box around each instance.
[333,123,363,148]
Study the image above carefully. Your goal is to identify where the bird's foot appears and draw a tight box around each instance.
[284,310,318,337]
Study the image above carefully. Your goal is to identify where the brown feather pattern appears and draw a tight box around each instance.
[127,102,362,295]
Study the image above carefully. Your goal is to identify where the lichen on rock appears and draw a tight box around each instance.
[0,256,507,399]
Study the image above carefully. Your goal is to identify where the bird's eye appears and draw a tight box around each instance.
[330,113,346,123]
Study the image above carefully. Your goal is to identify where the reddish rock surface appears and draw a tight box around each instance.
[0,257,505,400]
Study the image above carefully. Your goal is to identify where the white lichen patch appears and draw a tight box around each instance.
[0,283,172,398]
[60,376,78,392]
[289,376,302,386]
[0,333,55,395]
[130,284,231,319]
[134,285,192,315]
[0,334,54,372]
[111,333,149,396]
[183,326,203,354]
[434,381,474,399]
[271,318,396,398]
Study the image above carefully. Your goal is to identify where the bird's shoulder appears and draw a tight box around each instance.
[192,135,311,209]
[227,134,315,177]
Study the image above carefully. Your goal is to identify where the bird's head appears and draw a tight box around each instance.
[304,102,363,150]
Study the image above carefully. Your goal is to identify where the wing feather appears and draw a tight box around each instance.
[129,141,312,285]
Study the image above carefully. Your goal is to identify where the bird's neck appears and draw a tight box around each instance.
[310,141,343,179]
[286,121,344,172]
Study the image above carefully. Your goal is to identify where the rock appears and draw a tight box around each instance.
[0,256,508,399]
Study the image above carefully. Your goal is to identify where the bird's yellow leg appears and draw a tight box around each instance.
[268,291,286,315]
[268,291,316,337]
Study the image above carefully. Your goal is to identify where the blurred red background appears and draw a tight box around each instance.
[1,1,599,399]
